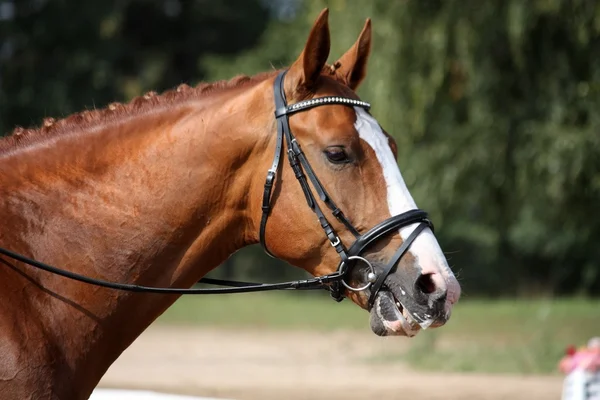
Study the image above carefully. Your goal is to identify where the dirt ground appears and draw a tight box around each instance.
[97,325,564,400]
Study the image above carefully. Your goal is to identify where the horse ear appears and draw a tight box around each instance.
[285,8,331,97]
[334,18,372,91]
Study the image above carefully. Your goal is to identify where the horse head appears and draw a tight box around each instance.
[256,9,461,337]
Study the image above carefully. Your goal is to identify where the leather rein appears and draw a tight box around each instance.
[0,70,433,311]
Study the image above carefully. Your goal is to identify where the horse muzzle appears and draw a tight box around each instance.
[334,210,457,336]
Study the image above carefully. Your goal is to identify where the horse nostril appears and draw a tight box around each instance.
[415,273,436,295]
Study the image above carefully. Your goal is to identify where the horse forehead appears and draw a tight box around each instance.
[308,104,360,139]
[310,77,362,129]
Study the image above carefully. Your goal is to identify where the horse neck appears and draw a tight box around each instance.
[0,81,274,396]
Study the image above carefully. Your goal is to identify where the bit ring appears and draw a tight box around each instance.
[340,256,377,292]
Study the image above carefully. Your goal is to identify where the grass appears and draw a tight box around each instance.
[157,291,368,331]
[157,293,600,375]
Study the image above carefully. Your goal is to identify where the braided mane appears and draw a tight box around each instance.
[0,71,277,153]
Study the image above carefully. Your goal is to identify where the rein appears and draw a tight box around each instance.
[0,246,339,294]
[0,70,433,312]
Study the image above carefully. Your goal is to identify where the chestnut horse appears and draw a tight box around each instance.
[0,9,460,400]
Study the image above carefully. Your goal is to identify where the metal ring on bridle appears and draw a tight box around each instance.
[340,256,377,292]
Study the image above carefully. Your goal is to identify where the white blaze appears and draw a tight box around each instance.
[353,108,459,305]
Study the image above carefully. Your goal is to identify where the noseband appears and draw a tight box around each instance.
[259,70,433,310]
[0,70,433,313]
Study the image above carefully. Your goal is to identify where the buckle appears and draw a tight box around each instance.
[329,236,341,247]
[274,107,288,118]
[265,170,276,186]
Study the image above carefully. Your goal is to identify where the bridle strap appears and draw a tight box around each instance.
[293,145,360,237]
[0,246,341,294]
[269,71,353,300]
[367,222,429,309]
[260,70,368,260]
[347,209,433,256]
[258,109,284,258]
[259,72,289,258]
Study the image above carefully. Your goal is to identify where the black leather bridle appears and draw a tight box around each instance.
[0,70,432,312]
[258,70,433,309]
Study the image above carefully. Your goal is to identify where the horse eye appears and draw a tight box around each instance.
[324,147,350,164]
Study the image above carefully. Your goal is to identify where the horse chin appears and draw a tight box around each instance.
[369,291,421,337]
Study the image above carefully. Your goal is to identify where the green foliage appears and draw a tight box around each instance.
[0,0,269,134]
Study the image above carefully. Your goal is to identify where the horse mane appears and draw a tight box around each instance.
[0,70,278,154]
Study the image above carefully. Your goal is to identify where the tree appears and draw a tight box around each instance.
[0,0,270,134]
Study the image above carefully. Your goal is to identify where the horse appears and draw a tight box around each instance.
[0,9,460,400]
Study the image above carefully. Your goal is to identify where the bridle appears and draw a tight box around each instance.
[259,70,433,310]
[0,70,433,313]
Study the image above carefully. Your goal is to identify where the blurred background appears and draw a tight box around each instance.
[2,0,599,399]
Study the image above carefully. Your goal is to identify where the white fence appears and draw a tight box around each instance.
[562,369,600,400]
